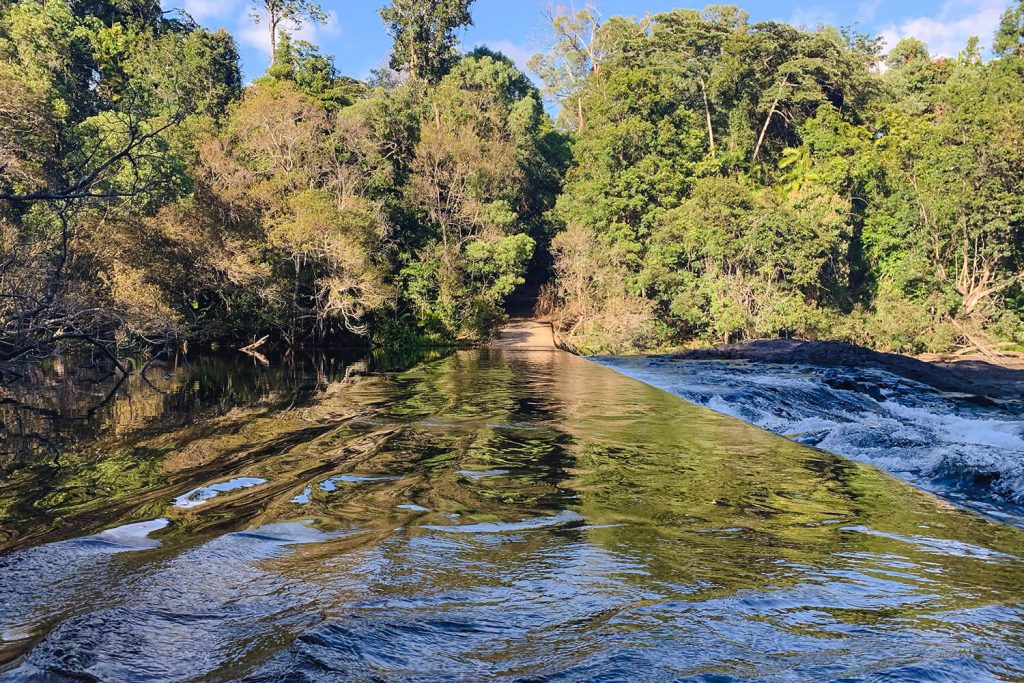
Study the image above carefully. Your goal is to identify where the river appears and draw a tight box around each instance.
[596,355,1024,527]
[1,346,1023,681]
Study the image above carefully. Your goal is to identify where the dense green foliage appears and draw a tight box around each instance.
[2,0,1022,363]
[0,0,243,361]
[539,4,1024,354]
[0,0,565,362]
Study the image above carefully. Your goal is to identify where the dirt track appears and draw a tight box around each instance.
[489,320,557,351]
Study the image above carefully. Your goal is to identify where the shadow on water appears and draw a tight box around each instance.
[1,347,1024,680]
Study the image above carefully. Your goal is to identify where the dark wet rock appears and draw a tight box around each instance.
[963,394,1000,408]
[824,378,859,393]
[673,339,1024,400]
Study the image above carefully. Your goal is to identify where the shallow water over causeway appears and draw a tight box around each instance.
[2,349,1024,681]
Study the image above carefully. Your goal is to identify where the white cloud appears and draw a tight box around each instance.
[159,0,242,22]
[877,0,1009,57]
[237,10,268,54]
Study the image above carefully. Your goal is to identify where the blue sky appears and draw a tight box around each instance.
[166,0,1017,83]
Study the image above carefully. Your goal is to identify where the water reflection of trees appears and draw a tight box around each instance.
[0,350,444,549]
[262,350,1024,618]
[3,347,1024,679]
[4,347,1024,609]
[555,361,1024,621]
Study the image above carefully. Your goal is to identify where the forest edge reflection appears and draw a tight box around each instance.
[0,347,1023,679]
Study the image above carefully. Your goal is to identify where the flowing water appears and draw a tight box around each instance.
[2,348,1024,681]
[596,356,1024,527]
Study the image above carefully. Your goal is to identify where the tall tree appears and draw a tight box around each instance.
[0,0,243,365]
[528,3,604,131]
[249,0,327,64]
[994,0,1024,58]
[378,0,475,83]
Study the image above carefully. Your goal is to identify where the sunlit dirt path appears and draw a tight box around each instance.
[489,320,557,351]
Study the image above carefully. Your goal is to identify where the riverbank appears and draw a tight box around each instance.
[670,339,1024,401]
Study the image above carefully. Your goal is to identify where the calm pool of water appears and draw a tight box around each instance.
[1,348,1023,681]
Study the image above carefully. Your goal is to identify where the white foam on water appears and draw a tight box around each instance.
[880,400,1024,450]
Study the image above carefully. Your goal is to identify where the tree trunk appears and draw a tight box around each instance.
[752,77,788,163]
[698,75,715,157]
[269,15,278,64]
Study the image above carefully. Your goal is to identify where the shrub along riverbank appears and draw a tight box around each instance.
[2,1,1023,368]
